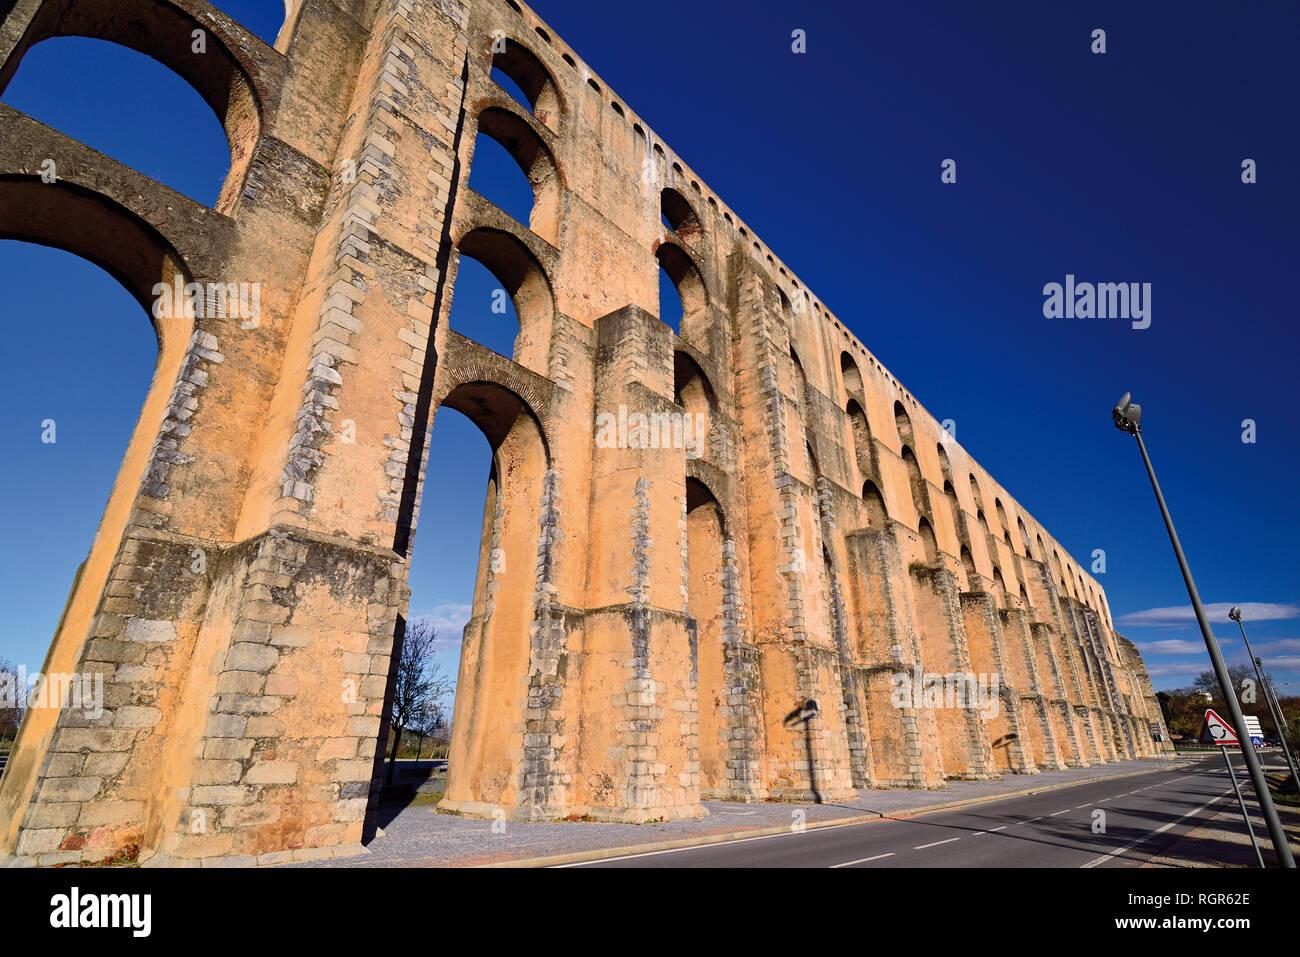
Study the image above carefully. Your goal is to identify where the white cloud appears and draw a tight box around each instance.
[1144,661,1209,679]
[409,602,472,643]
[1136,639,1207,655]
[1116,601,1300,628]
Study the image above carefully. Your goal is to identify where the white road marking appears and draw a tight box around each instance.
[1049,809,1069,817]
[914,837,961,850]
[1080,789,1233,868]
[829,852,895,868]
[1076,803,1091,809]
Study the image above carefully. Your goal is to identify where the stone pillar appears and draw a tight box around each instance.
[960,592,1035,774]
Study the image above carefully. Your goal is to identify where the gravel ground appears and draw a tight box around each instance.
[292,755,1185,867]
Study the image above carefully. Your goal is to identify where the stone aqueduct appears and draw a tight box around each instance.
[0,0,1170,864]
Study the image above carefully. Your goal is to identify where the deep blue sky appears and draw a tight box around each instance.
[1,0,1296,695]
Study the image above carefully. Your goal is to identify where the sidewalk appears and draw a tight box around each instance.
[292,755,1185,867]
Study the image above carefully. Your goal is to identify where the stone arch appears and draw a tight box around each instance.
[992,566,1009,608]
[861,479,887,528]
[489,37,563,132]
[777,287,795,331]
[994,497,1012,546]
[674,349,716,412]
[685,475,733,796]
[936,442,954,483]
[893,400,914,447]
[661,186,702,245]
[967,473,985,513]
[960,544,977,584]
[900,445,930,519]
[789,345,807,394]
[439,379,555,816]
[454,226,555,373]
[918,516,938,564]
[2,0,269,212]
[674,350,715,458]
[473,105,563,244]
[0,174,205,846]
[840,351,864,403]
[1018,516,1032,554]
[0,176,193,351]
[655,240,707,342]
[845,399,873,480]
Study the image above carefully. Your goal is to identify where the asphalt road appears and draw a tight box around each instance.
[564,755,1263,867]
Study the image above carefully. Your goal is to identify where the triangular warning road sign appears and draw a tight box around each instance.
[1199,708,1239,745]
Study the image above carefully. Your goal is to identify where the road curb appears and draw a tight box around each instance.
[480,758,1192,868]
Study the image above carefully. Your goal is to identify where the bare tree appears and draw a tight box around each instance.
[0,659,26,747]
[384,620,454,784]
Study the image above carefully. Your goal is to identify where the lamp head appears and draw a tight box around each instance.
[1229,606,1242,622]
[1112,393,1142,434]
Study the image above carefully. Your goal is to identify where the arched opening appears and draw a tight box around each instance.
[893,401,914,447]
[660,187,702,245]
[777,288,794,330]
[992,567,1009,608]
[452,227,554,372]
[845,399,873,479]
[0,241,159,740]
[433,381,554,815]
[1,0,265,212]
[900,445,929,518]
[489,39,561,132]
[960,545,977,584]
[1018,517,1032,555]
[1,37,233,207]
[673,352,714,458]
[994,498,1012,547]
[861,480,887,528]
[1035,533,1047,564]
[655,242,706,340]
[0,178,196,823]
[918,517,938,564]
[789,346,807,394]
[686,477,728,795]
[840,352,864,403]
[470,107,562,244]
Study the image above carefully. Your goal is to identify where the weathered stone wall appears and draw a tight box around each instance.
[0,0,1170,866]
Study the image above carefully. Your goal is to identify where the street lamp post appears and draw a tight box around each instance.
[1229,606,1300,787]
[1111,394,1294,868]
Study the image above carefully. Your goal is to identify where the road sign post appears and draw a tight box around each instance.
[1202,709,1266,868]
[1220,746,1265,869]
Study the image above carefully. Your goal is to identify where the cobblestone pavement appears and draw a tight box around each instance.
[293,756,1185,867]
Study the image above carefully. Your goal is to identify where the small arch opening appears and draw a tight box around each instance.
[862,480,888,528]
[660,187,702,244]
[452,227,554,371]
[841,351,864,402]
[470,107,562,244]
[655,242,706,338]
[490,39,561,132]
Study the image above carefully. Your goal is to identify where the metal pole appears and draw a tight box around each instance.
[1235,617,1300,786]
[1262,678,1296,754]
[1131,430,1294,867]
[1220,746,1265,869]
